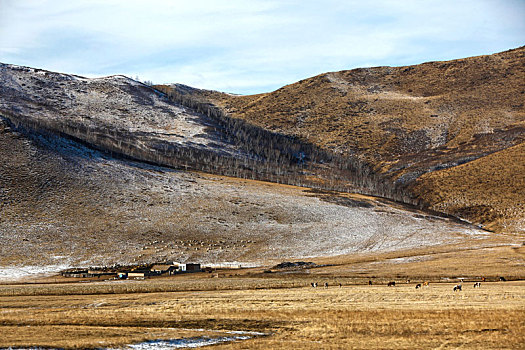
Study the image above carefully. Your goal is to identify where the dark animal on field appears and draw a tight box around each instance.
[324,282,328,289]
[339,283,342,288]
[473,282,481,288]
[406,279,410,284]
[368,280,372,285]
[453,284,462,292]
[415,283,422,289]
[499,276,506,281]
[311,282,318,288]
[387,281,396,287]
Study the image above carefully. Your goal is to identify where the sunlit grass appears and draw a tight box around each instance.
[1,279,523,349]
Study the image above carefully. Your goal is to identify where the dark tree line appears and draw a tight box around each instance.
[1,87,422,209]
[154,86,420,206]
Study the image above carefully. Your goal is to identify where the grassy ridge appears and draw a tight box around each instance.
[166,47,525,232]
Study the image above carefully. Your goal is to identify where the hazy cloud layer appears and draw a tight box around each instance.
[1,0,523,93]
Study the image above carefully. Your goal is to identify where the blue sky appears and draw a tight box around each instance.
[0,0,523,94]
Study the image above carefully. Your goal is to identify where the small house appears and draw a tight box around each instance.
[179,263,201,272]
[150,264,178,275]
[88,270,116,278]
[127,271,147,279]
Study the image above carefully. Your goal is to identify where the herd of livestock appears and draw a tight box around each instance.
[309,277,507,291]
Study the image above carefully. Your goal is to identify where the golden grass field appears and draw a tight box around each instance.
[1,252,524,349]
[0,281,523,349]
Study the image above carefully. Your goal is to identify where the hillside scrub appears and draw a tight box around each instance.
[155,84,417,203]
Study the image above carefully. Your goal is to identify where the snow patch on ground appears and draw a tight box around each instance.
[110,335,253,349]
[0,264,70,281]
[382,255,435,264]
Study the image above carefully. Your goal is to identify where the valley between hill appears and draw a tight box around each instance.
[161,46,525,233]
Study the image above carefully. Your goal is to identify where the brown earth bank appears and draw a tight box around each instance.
[157,46,525,233]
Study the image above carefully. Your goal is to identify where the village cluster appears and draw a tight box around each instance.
[61,262,203,280]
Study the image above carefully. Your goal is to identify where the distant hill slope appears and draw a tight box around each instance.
[158,47,525,233]
[0,117,486,271]
[412,142,525,233]
[0,63,248,165]
[0,63,365,192]
[0,62,492,273]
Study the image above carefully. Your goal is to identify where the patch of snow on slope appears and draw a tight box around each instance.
[0,264,70,281]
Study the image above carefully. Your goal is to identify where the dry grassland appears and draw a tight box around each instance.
[313,239,525,279]
[412,142,525,233]
[0,278,523,349]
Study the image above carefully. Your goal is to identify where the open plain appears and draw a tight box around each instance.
[0,276,524,349]
[2,243,525,349]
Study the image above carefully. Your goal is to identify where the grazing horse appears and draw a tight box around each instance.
[368,280,373,286]
[423,281,430,287]
[415,283,422,289]
[324,282,328,289]
[473,282,481,288]
[387,281,396,287]
[453,284,462,292]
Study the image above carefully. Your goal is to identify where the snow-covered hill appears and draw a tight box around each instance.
[0,63,244,157]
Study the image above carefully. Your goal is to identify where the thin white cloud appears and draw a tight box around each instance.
[0,0,523,94]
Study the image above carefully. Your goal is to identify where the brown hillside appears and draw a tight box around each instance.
[411,142,525,233]
[166,47,525,233]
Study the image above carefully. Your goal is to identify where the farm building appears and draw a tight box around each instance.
[150,264,178,275]
[178,263,201,272]
[127,271,147,279]
[88,270,116,278]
